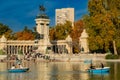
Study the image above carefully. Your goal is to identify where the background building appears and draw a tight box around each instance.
[55,8,74,26]
[0,7,89,59]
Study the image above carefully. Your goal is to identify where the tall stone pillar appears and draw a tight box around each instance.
[0,35,7,50]
[35,7,51,54]
[79,29,89,53]
[65,35,72,54]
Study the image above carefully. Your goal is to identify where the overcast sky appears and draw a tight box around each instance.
[0,0,88,32]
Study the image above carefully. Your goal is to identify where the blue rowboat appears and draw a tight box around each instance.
[87,67,110,73]
[8,68,29,73]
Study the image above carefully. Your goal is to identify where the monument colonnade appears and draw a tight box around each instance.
[0,29,89,55]
[6,41,35,55]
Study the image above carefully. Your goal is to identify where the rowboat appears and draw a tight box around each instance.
[87,67,110,73]
[8,68,29,73]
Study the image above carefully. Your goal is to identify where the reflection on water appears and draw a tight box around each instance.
[0,61,119,80]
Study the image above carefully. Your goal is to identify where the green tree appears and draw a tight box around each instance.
[83,0,118,53]
[0,23,13,40]
[53,21,72,40]
[0,49,5,55]
[106,0,120,54]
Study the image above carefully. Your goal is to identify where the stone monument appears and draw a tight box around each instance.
[79,29,89,53]
[35,5,51,54]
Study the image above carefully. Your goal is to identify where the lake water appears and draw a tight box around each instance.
[0,61,119,80]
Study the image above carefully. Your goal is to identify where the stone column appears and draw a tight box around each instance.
[35,14,51,54]
[79,29,89,53]
[65,35,72,54]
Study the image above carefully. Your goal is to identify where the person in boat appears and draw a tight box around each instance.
[90,63,95,69]
[11,64,15,69]
[19,64,23,68]
[101,63,104,68]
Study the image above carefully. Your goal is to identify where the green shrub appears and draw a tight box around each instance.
[105,54,119,59]
[0,49,5,55]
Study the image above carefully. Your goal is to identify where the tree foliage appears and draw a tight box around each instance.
[83,0,120,53]
[15,26,34,40]
[49,27,56,40]
[70,20,84,53]
[0,23,13,39]
[49,21,72,40]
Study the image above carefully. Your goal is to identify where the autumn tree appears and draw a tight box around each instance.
[50,21,72,40]
[83,0,119,53]
[56,21,72,40]
[15,26,34,40]
[106,0,120,54]
[49,27,56,40]
[70,20,84,53]
[0,23,13,40]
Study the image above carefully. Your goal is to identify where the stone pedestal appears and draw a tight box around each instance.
[80,29,89,53]
[0,35,7,50]
[65,35,72,54]
[35,14,51,54]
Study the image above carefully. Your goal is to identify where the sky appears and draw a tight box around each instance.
[0,0,88,32]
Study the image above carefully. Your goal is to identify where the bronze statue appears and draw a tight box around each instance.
[39,5,45,12]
